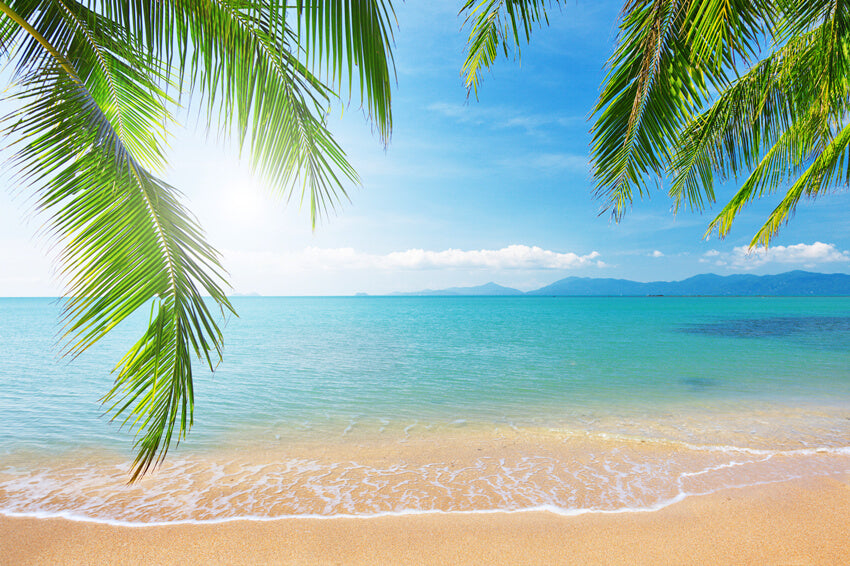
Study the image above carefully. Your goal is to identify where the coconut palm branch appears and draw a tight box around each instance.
[590,0,769,220]
[593,0,850,242]
[0,0,396,480]
[670,18,850,241]
[668,2,850,243]
[94,0,393,222]
[463,0,847,244]
[669,28,827,214]
[460,0,555,98]
[294,0,396,142]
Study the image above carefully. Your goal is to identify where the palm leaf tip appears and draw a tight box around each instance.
[6,56,231,482]
[293,0,397,143]
[459,0,556,98]
[590,0,775,225]
[0,0,410,482]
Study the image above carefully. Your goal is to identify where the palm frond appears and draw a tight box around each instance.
[57,0,172,168]
[591,0,693,218]
[294,0,396,143]
[92,0,381,226]
[684,0,773,70]
[8,66,233,481]
[668,29,825,211]
[775,0,842,39]
[715,120,850,246]
[3,0,172,168]
[591,0,769,220]
[699,117,812,238]
[0,0,408,481]
[202,2,364,225]
[459,0,555,99]
[1,1,233,481]
[669,4,850,245]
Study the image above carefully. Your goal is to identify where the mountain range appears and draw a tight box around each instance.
[387,270,850,296]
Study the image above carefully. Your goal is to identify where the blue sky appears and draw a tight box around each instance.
[1,1,849,296]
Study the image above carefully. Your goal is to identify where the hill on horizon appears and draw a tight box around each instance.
[389,282,523,296]
[383,271,850,297]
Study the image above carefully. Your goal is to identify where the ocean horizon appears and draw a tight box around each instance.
[1,296,849,524]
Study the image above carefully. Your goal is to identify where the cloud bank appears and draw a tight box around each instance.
[381,245,601,270]
[702,242,850,268]
[228,245,603,272]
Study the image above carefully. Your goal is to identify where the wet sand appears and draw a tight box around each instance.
[2,474,848,565]
[6,422,849,523]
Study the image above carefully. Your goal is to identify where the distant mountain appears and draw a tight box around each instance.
[392,282,523,296]
[528,277,650,296]
[386,271,850,297]
[527,270,850,296]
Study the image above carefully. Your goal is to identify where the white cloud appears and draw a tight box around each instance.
[650,250,664,258]
[226,245,603,273]
[705,242,850,269]
[381,245,601,270]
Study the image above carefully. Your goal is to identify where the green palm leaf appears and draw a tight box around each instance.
[591,0,769,220]
[0,1,397,480]
[95,0,396,224]
[294,0,396,143]
[7,53,233,479]
[669,6,850,241]
[716,120,850,247]
[460,0,555,99]
[459,0,849,243]
[668,29,823,212]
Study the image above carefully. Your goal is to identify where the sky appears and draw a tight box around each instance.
[1,1,849,296]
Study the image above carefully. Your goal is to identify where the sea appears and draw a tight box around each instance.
[1,296,848,524]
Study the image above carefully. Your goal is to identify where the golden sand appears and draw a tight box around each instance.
[2,474,848,565]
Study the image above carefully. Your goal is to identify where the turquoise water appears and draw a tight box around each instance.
[1,297,849,522]
[2,296,849,452]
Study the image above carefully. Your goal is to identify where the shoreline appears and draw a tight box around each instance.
[4,424,849,523]
[3,475,848,565]
[3,421,849,524]
[0,492,692,528]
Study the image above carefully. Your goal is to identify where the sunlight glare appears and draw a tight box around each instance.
[220,174,269,226]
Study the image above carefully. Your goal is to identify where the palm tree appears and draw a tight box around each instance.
[0,0,395,481]
[462,0,848,247]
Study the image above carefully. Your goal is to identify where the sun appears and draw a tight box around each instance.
[219,173,269,226]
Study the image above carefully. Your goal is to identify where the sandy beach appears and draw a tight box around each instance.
[3,300,849,565]
[2,474,848,565]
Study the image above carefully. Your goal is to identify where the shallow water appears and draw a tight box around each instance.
[1,297,848,523]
